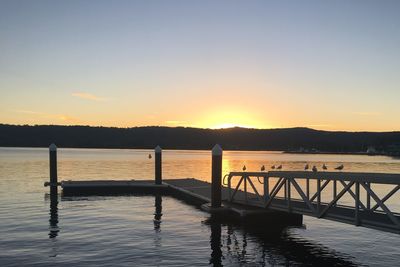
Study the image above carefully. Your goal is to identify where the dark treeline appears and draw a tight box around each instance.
[1,124,400,152]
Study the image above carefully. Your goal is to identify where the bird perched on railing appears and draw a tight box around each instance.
[304,164,309,171]
[261,165,265,171]
[271,165,276,169]
[148,154,152,159]
[312,166,318,172]
[276,165,282,170]
[335,164,344,170]
[322,164,327,170]
[243,165,247,171]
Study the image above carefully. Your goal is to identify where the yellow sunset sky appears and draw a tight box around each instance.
[1,1,399,131]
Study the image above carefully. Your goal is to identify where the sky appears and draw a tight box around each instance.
[1,0,399,131]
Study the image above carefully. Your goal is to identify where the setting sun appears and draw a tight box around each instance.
[194,107,273,129]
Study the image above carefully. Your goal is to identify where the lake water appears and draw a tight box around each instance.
[0,147,399,266]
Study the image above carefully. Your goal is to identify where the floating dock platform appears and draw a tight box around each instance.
[60,178,303,226]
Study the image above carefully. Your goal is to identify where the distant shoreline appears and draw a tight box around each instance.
[0,145,396,158]
[283,151,386,156]
[1,124,400,157]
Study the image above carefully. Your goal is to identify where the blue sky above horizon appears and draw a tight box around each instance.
[1,0,399,131]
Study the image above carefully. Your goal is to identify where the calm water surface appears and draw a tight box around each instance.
[0,147,399,266]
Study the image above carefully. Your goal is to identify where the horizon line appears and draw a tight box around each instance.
[1,122,400,134]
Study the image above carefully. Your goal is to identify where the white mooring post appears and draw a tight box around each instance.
[211,144,223,208]
[49,143,58,196]
[155,146,162,185]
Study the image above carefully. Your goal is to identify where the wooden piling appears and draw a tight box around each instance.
[211,144,223,208]
[49,143,58,196]
[155,146,162,185]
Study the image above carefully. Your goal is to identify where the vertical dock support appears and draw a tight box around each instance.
[287,178,291,211]
[366,182,371,210]
[317,178,321,212]
[355,182,360,226]
[155,146,162,185]
[333,179,337,207]
[211,144,223,208]
[264,175,269,203]
[49,143,58,196]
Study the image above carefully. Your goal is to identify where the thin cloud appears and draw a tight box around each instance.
[12,109,79,123]
[72,92,106,101]
[58,115,78,122]
[166,120,186,125]
[306,124,334,128]
[353,112,382,116]
[13,109,46,115]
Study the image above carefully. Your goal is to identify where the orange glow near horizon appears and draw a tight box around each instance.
[192,107,273,129]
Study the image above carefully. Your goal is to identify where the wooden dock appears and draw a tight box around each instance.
[60,178,302,225]
[45,144,400,234]
[62,178,259,209]
[62,179,169,195]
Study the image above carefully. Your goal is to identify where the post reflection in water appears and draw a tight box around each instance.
[209,221,222,266]
[206,216,359,267]
[153,194,162,231]
[49,193,59,239]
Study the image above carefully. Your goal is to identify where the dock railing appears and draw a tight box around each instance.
[226,171,400,233]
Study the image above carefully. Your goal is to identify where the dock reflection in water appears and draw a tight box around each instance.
[205,215,358,266]
[40,193,369,266]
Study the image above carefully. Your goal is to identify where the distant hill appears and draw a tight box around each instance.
[1,124,400,152]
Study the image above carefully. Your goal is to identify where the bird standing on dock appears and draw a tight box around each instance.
[261,165,265,171]
[243,165,247,171]
[304,164,309,171]
[271,165,276,169]
[335,164,344,171]
[312,166,318,172]
[322,164,327,170]
[276,165,282,170]
[148,154,152,159]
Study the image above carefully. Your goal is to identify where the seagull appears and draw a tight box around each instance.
[322,164,327,170]
[304,164,309,171]
[276,165,282,170]
[271,165,276,169]
[243,165,247,171]
[261,165,265,171]
[312,166,318,172]
[148,154,152,159]
[335,164,344,171]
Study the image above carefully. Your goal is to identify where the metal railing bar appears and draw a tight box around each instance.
[230,176,245,202]
[339,180,367,210]
[361,182,400,228]
[319,181,355,218]
[310,179,330,202]
[264,178,287,209]
[246,175,264,204]
[371,185,400,211]
[290,178,317,214]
